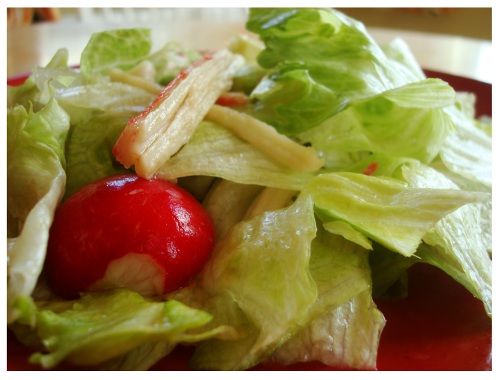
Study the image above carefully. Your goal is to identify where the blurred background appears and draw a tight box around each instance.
[337,8,491,40]
[7,8,492,39]
[7,8,493,82]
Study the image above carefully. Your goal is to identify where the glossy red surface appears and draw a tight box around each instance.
[46,174,215,298]
[7,71,492,371]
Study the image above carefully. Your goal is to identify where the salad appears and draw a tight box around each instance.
[7,8,492,370]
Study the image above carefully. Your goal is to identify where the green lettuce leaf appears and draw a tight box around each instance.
[147,40,202,85]
[246,8,424,134]
[342,153,414,178]
[168,193,318,370]
[190,193,318,370]
[15,289,223,369]
[33,49,87,105]
[7,75,40,110]
[369,242,418,299]
[381,37,426,79]
[80,28,152,76]
[297,79,455,168]
[271,288,385,369]
[156,121,314,190]
[228,34,267,94]
[439,103,492,187]
[7,48,70,110]
[27,42,156,198]
[306,172,489,257]
[202,180,263,241]
[323,220,373,250]
[401,161,492,316]
[174,194,383,370]
[7,97,70,324]
[56,82,154,198]
[430,159,492,254]
[301,223,374,322]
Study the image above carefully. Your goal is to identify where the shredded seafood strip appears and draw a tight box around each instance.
[113,49,244,179]
[205,104,325,173]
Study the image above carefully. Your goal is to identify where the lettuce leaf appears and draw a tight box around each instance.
[297,79,455,168]
[172,194,384,370]
[401,161,492,316]
[439,103,492,187]
[156,121,314,190]
[7,75,40,110]
[56,82,154,198]
[301,223,374,322]
[147,40,202,85]
[271,289,385,369]
[187,193,318,370]
[306,172,489,257]
[79,28,202,87]
[80,28,152,76]
[7,48,70,110]
[246,8,424,134]
[369,242,418,299]
[24,39,156,198]
[7,97,70,324]
[12,289,223,369]
[381,37,426,79]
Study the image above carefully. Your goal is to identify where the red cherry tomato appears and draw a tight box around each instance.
[46,174,215,299]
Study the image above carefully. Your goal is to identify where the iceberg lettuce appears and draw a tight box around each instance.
[170,194,383,370]
[57,83,154,198]
[80,28,152,76]
[156,121,314,190]
[186,193,318,370]
[7,97,70,323]
[439,103,492,187]
[401,161,492,316]
[271,288,385,369]
[246,8,427,134]
[12,290,224,369]
[297,79,455,168]
[306,172,488,257]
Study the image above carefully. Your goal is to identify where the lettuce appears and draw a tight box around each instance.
[156,121,314,190]
[171,194,382,370]
[401,161,492,316]
[297,79,455,168]
[147,40,202,85]
[271,288,385,369]
[7,97,70,323]
[57,83,154,198]
[80,29,152,76]
[19,33,157,198]
[186,193,318,370]
[306,172,489,257]
[12,290,224,369]
[80,28,201,84]
[439,103,492,187]
[246,8,425,134]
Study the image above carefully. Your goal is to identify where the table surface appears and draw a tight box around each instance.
[7,13,492,84]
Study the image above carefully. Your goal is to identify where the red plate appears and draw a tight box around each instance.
[6,71,492,371]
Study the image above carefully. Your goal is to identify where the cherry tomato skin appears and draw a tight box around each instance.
[46,174,215,299]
